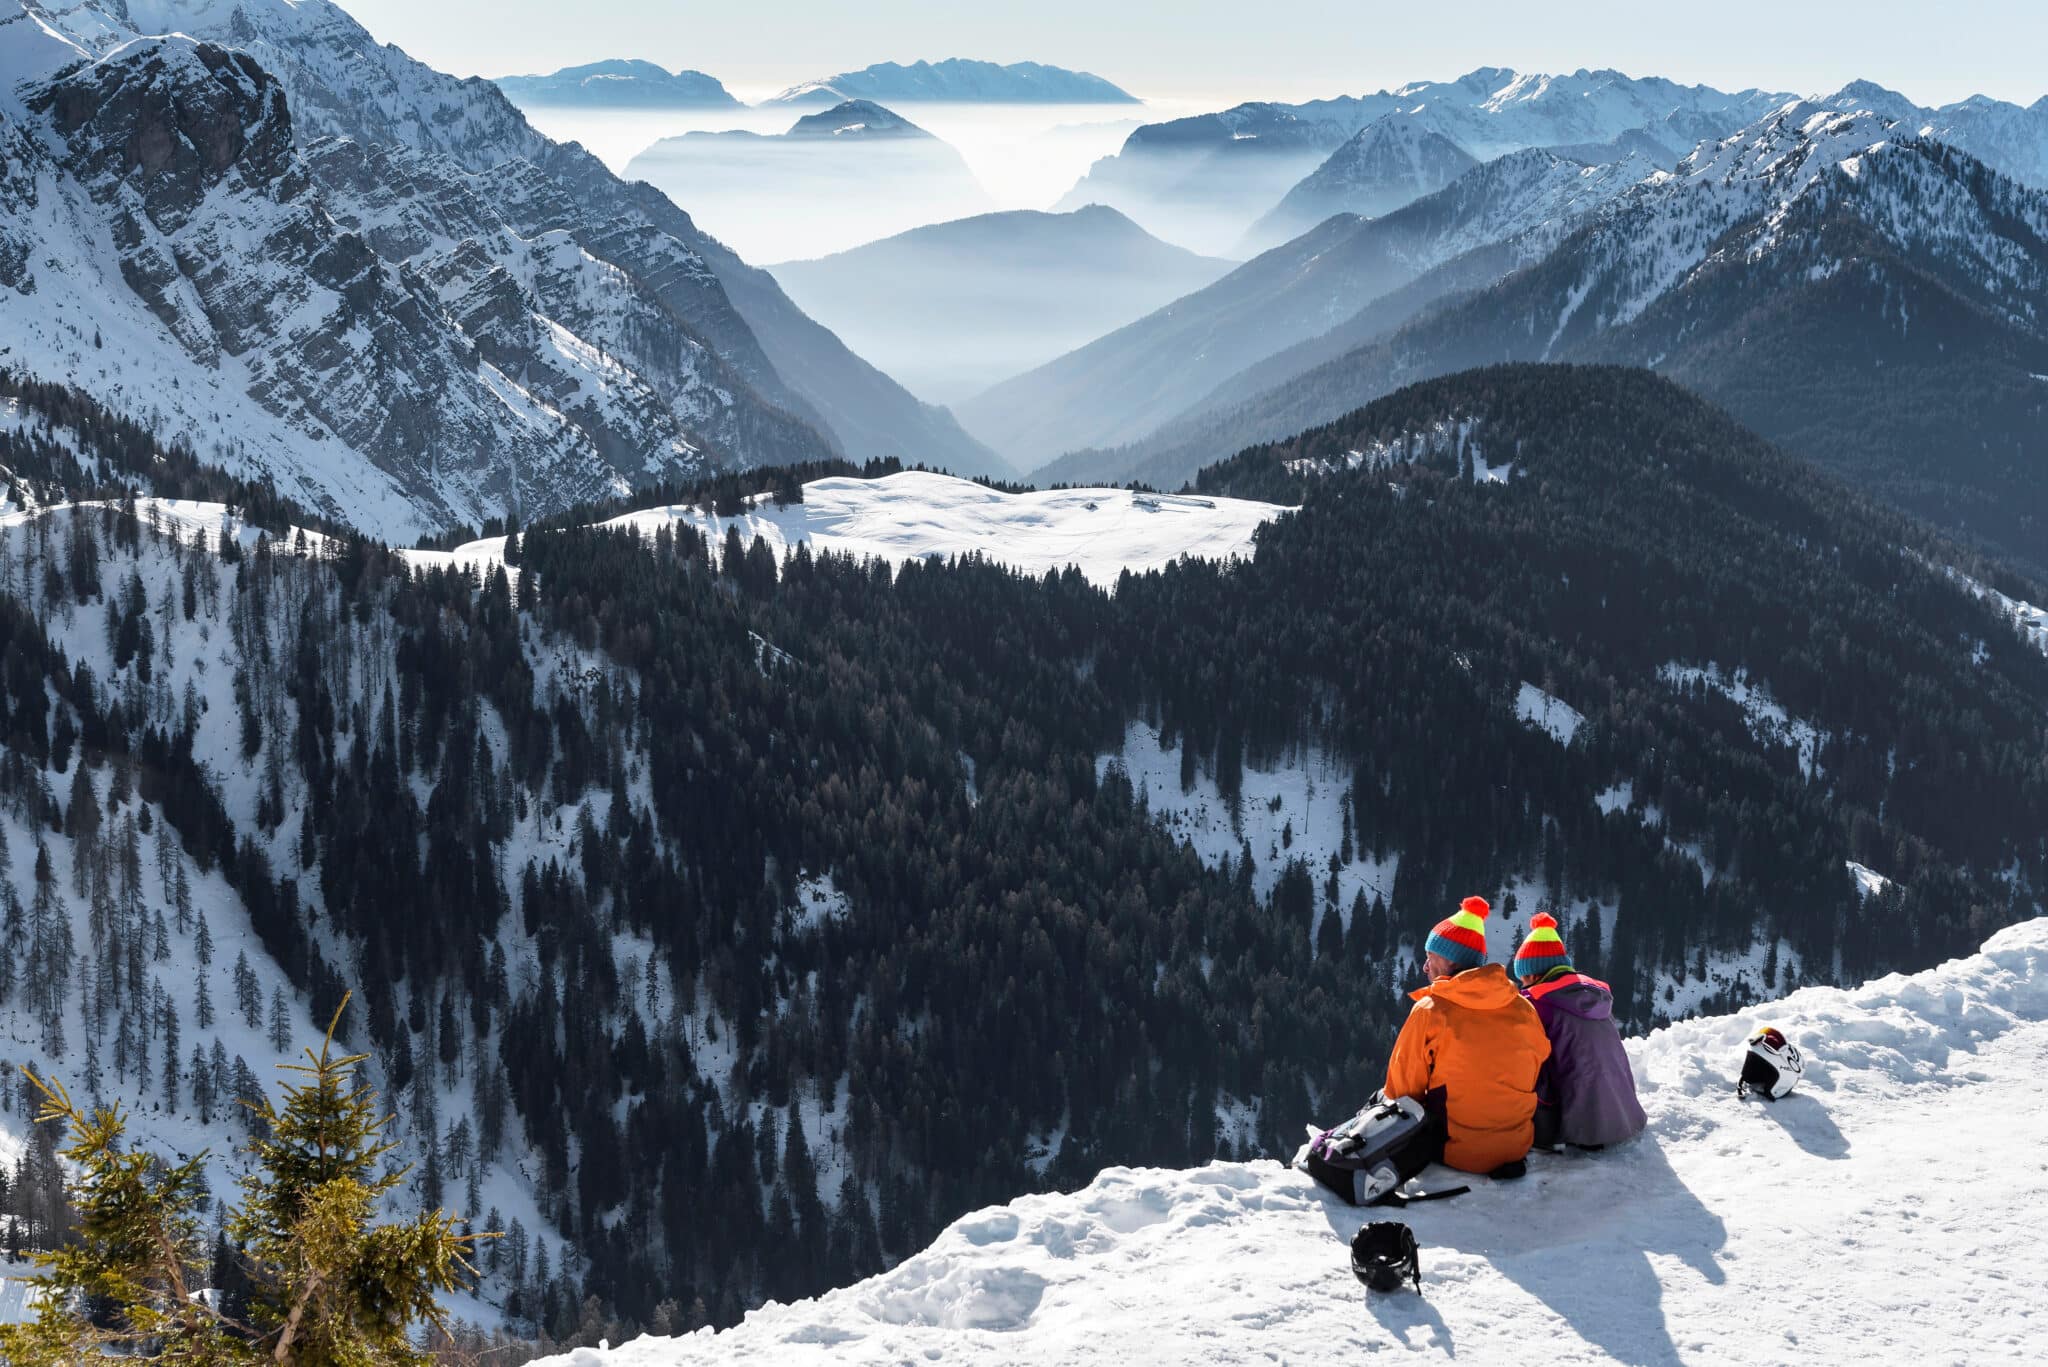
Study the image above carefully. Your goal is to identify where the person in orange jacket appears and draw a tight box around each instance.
[1382,896,1551,1175]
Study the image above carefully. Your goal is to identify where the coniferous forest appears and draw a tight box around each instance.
[0,363,2043,1346]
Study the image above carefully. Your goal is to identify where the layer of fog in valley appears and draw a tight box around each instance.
[519,101,1175,262]
[768,205,1233,404]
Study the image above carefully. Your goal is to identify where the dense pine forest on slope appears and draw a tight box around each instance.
[1,365,2044,1351]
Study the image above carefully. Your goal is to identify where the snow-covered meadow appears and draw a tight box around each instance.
[406,472,1290,591]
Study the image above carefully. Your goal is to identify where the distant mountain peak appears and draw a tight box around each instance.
[493,57,738,109]
[766,58,1137,106]
[786,99,931,139]
[1817,79,1923,124]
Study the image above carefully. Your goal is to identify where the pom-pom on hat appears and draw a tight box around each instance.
[1514,911,1573,981]
[1425,895,1490,972]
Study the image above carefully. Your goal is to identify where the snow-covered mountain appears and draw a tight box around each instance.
[1815,78,2048,188]
[528,913,2048,1365]
[1058,68,1784,254]
[768,205,1231,403]
[0,29,756,538]
[495,60,739,110]
[765,59,1136,107]
[1053,102,1356,256]
[1239,111,1479,254]
[965,148,1653,470]
[4,0,997,517]
[1064,99,2048,562]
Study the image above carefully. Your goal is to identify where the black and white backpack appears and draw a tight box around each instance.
[1294,1093,1460,1207]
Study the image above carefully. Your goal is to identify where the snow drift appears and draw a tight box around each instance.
[534,916,2048,1364]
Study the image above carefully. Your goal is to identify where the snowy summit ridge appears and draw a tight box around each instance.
[533,916,2048,1364]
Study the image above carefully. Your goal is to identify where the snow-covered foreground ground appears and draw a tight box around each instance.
[405,472,1290,590]
[538,917,2048,1366]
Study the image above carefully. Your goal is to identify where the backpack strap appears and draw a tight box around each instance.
[1376,1183,1471,1208]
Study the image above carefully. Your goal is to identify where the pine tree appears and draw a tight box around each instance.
[227,994,489,1363]
[267,987,290,1054]
[0,1070,236,1363]
[160,999,181,1111]
[3,997,492,1362]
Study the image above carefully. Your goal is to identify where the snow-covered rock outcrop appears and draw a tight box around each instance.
[535,915,2048,1364]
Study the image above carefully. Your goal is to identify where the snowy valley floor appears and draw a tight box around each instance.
[542,918,2048,1366]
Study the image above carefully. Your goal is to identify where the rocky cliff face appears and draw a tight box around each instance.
[1,32,799,535]
[39,0,993,476]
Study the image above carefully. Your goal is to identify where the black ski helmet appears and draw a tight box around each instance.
[1350,1221,1422,1293]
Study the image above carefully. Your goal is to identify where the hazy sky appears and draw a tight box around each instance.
[336,0,2047,107]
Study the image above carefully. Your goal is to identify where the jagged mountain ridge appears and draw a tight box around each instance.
[1814,77,2048,188]
[1088,103,2048,570]
[1057,68,1786,252]
[1,31,741,536]
[14,0,998,498]
[1239,111,1479,253]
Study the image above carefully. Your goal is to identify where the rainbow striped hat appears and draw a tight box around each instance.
[1425,896,1490,972]
[1514,912,1572,981]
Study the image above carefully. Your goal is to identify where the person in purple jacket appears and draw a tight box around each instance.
[1513,913,1647,1150]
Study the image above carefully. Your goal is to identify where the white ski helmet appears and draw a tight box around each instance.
[1737,1026,1803,1100]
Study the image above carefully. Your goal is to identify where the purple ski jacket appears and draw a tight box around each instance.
[1527,972,1648,1148]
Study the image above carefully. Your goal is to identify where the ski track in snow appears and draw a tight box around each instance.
[538,917,2048,1365]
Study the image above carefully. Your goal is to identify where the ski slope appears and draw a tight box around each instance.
[406,472,1291,589]
[536,916,2048,1366]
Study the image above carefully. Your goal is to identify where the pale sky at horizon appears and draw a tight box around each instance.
[334,0,2047,109]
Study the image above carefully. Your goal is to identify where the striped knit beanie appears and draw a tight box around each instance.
[1514,912,1573,981]
[1425,896,1490,972]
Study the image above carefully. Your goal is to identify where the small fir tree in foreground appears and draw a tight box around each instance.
[0,1071,237,1363]
[2,994,490,1364]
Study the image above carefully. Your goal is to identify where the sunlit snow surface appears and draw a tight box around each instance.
[406,472,1290,590]
[533,917,2048,1366]
[1515,682,1584,745]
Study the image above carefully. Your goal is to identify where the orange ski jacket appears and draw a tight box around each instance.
[1383,963,1551,1173]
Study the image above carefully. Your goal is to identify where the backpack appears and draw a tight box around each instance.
[1296,1092,1464,1207]
[1350,1221,1422,1293]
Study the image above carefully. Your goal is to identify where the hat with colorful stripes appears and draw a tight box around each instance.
[1425,896,1490,972]
[1514,912,1573,981]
